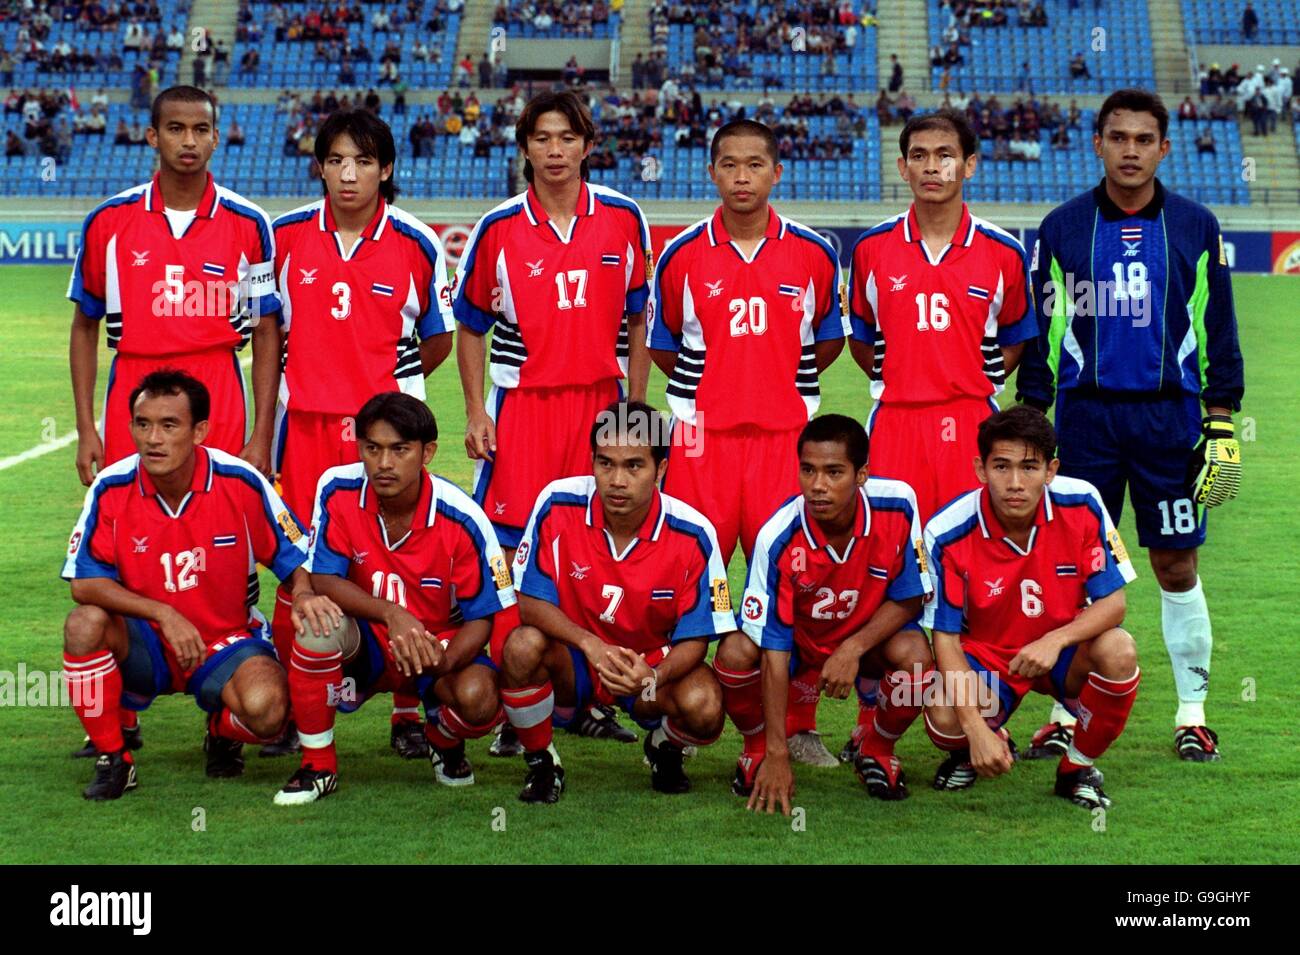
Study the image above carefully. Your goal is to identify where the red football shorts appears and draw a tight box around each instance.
[103,348,246,465]
[276,409,359,526]
[474,380,621,548]
[866,397,998,522]
[663,423,801,565]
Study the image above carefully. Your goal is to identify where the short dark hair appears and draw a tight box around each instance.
[515,89,595,183]
[589,400,669,465]
[355,392,438,445]
[1095,88,1169,140]
[798,414,869,471]
[315,108,397,202]
[899,108,978,159]
[710,119,779,165]
[128,368,210,425]
[977,405,1057,462]
[150,85,217,130]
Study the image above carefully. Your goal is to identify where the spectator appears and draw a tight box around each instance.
[1069,52,1091,80]
[114,118,131,145]
[240,47,259,72]
[4,129,23,157]
[895,89,915,122]
[1247,88,1268,135]
[1262,76,1283,133]
[1241,1,1258,41]
[167,23,184,52]
[127,120,146,146]
[479,54,492,87]
[1178,96,1197,121]
[455,53,473,87]
[888,54,903,93]
[1196,127,1216,154]
[1050,124,1070,148]
[227,119,245,147]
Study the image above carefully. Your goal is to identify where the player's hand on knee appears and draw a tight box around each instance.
[748,754,795,816]
[76,430,103,487]
[818,645,860,699]
[970,726,1014,778]
[1008,633,1062,679]
[158,608,205,673]
[596,646,645,697]
[464,410,497,461]
[291,591,342,638]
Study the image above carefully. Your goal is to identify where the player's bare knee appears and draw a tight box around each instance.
[924,703,961,737]
[887,628,933,671]
[63,605,110,655]
[1093,627,1138,678]
[454,668,500,725]
[715,630,759,670]
[502,625,547,677]
[677,667,723,726]
[294,614,357,657]
[237,680,289,738]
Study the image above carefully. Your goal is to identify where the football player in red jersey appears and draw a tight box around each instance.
[268,108,455,759]
[647,119,848,768]
[69,85,281,484]
[455,89,652,752]
[923,406,1141,810]
[61,370,341,800]
[717,415,934,809]
[274,394,516,805]
[499,402,735,803]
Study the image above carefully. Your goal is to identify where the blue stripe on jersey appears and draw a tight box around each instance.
[592,189,650,250]
[432,497,507,622]
[647,221,708,351]
[309,474,365,577]
[210,459,306,580]
[218,196,273,263]
[1046,489,1127,600]
[453,203,526,331]
[388,215,453,337]
[926,509,982,633]
[271,207,317,231]
[751,513,804,651]
[661,512,722,642]
[516,491,590,605]
[65,471,138,580]
[68,191,147,318]
[787,222,843,328]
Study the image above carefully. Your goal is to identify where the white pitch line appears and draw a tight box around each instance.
[0,356,255,473]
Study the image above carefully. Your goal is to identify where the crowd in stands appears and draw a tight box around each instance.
[648,0,873,88]
[493,1,611,37]
[933,0,1096,90]
[1194,59,1296,136]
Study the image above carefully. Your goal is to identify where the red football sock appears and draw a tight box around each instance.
[391,689,422,726]
[715,663,765,757]
[785,667,819,736]
[858,668,929,758]
[924,711,968,752]
[425,703,504,749]
[120,708,138,730]
[288,640,343,773]
[210,708,277,745]
[1068,669,1141,764]
[64,650,125,755]
[501,682,554,752]
[661,716,720,749]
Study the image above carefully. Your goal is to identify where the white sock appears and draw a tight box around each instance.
[1050,701,1077,728]
[1175,701,1207,728]
[1161,578,1213,726]
[1064,740,1093,767]
[650,725,668,749]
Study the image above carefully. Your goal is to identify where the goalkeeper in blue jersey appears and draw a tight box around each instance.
[1016,89,1244,763]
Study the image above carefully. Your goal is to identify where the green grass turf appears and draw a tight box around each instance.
[1,265,1296,863]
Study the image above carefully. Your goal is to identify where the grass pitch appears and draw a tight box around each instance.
[1,266,1296,864]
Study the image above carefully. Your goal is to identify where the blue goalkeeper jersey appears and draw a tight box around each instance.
[1016,179,1244,411]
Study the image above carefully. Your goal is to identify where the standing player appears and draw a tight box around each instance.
[61,370,341,800]
[843,109,1033,759]
[274,394,516,804]
[455,89,652,749]
[717,415,933,808]
[268,108,455,759]
[68,88,281,759]
[1016,89,1244,762]
[923,407,1141,809]
[647,118,846,768]
[68,85,280,481]
[499,402,734,802]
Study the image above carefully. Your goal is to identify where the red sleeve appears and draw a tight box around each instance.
[68,206,111,318]
[997,241,1030,329]
[847,237,876,344]
[449,523,487,606]
[452,216,501,332]
[646,241,686,350]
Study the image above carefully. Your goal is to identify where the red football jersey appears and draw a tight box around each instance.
[62,446,308,641]
[452,181,650,389]
[273,198,453,415]
[740,479,930,667]
[848,203,1035,404]
[513,476,735,655]
[647,206,847,431]
[924,476,1136,676]
[67,173,280,356]
[306,463,516,638]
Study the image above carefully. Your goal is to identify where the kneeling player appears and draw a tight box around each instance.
[61,370,340,800]
[274,393,516,804]
[924,406,1140,809]
[718,414,932,809]
[500,401,734,802]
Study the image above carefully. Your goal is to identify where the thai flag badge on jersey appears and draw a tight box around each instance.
[1121,226,1143,241]
[371,282,395,297]
[601,252,621,266]
[421,577,443,589]
[967,285,990,300]
[651,588,675,600]
[202,262,226,277]
[868,565,890,580]
[1055,564,1079,577]
[778,283,803,298]
[213,534,238,548]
